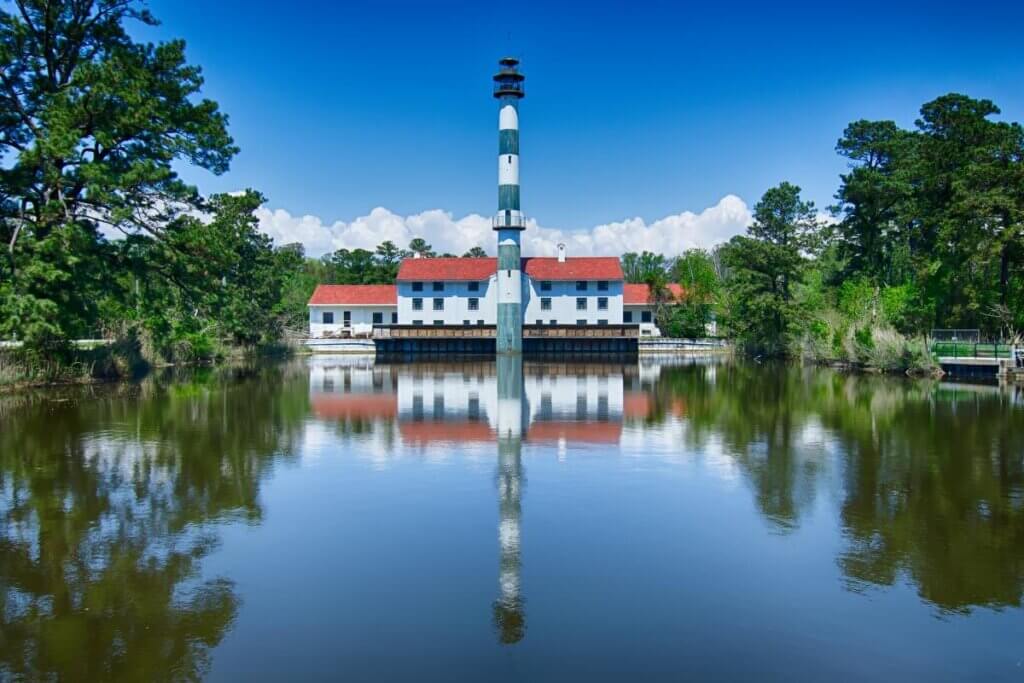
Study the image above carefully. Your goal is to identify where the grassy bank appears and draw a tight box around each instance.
[0,333,301,392]
[796,315,942,377]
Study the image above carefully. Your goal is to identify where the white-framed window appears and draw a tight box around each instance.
[468,297,479,311]
[372,312,383,324]
[412,298,423,311]
[641,310,652,323]
[343,311,351,326]
[576,319,586,326]
[541,297,551,310]
[576,297,587,310]
[433,319,443,325]
[597,297,608,310]
[433,298,444,311]
[322,311,334,324]
[598,319,608,325]
[412,320,423,326]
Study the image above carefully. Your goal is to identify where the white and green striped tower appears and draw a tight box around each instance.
[493,57,525,354]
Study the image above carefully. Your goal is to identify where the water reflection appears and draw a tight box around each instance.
[0,364,308,680]
[4,357,1024,679]
[659,362,1024,613]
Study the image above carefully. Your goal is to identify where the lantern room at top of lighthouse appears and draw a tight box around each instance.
[493,57,525,98]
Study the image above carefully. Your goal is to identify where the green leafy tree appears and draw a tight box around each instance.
[463,246,488,258]
[408,237,435,258]
[722,183,818,355]
[0,0,237,347]
[621,251,668,284]
[667,248,720,337]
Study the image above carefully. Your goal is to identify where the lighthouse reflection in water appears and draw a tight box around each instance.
[308,355,637,645]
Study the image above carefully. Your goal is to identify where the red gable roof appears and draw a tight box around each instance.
[397,257,497,281]
[623,283,685,305]
[396,256,624,282]
[308,284,397,306]
[522,257,623,281]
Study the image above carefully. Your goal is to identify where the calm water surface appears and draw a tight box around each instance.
[2,356,1024,681]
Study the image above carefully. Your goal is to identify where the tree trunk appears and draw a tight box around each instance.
[999,241,1010,307]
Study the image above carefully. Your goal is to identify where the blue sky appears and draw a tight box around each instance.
[137,0,1024,256]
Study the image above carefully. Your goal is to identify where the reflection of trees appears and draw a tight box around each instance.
[826,382,1024,613]
[655,362,1024,612]
[0,363,307,680]
[658,363,824,531]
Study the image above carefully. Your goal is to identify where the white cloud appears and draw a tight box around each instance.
[256,195,752,258]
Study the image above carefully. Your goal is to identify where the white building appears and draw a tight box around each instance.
[306,248,681,338]
[308,284,397,338]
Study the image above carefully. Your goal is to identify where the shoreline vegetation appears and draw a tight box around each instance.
[1,3,1020,390]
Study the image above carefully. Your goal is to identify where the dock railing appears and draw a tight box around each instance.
[932,341,1015,360]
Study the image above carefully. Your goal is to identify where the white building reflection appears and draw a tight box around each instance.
[306,355,661,645]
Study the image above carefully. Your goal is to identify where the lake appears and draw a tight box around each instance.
[2,355,1023,681]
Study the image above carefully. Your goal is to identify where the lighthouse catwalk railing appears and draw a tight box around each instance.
[494,57,526,354]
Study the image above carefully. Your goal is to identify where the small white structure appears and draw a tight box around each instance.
[623,283,687,337]
[308,285,397,338]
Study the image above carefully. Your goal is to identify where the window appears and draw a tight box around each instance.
[433,320,443,326]
[477,319,484,325]
[541,281,552,292]
[372,312,383,325]
[598,319,608,325]
[322,311,334,324]
[412,298,423,311]
[536,319,543,325]
[391,312,398,324]
[576,319,586,326]
[412,282,423,292]
[413,320,423,326]
[343,311,351,326]
[598,297,608,310]
[624,311,633,323]
[641,310,652,323]
[464,320,470,325]
[598,280,609,291]
[432,281,444,292]
[468,297,479,311]
[433,298,444,311]
[549,319,556,325]
[468,281,480,292]
[541,297,552,311]
[576,297,587,311]
[576,280,587,291]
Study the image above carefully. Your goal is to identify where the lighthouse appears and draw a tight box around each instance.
[493,57,525,354]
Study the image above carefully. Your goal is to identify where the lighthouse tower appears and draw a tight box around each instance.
[493,57,525,354]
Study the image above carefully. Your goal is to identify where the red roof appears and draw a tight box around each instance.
[396,257,624,282]
[522,257,623,281]
[311,394,397,420]
[308,284,397,306]
[397,257,497,281]
[623,283,685,305]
